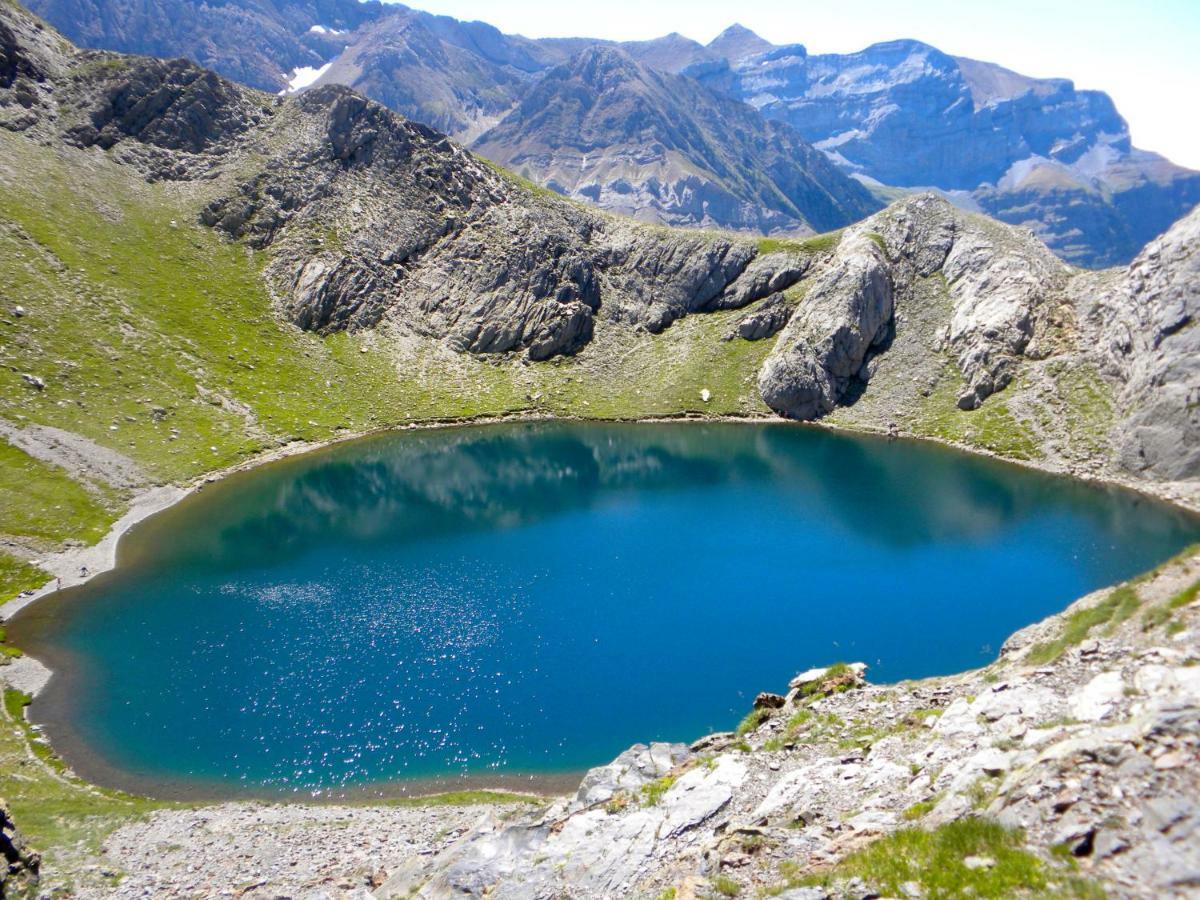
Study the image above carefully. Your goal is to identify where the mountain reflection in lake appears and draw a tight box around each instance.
[14,422,1199,797]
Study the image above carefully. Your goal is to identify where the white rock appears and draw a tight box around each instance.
[660,757,746,837]
[1069,671,1125,721]
[754,759,839,819]
[933,696,983,737]
[964,855,996,870]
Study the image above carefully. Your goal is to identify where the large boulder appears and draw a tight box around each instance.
[759,234,892,419]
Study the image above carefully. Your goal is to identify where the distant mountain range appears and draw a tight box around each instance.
[26,0,1200,266]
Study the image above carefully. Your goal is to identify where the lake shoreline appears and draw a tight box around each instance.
[5,407,1198,643]
[2,411,1198,805]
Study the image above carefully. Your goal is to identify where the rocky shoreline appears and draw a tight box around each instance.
[2,413,1198,898]
[4,541,1194,898]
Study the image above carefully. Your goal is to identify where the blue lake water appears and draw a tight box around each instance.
[13,422,1200,797]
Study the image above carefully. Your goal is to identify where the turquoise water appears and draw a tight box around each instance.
[14,422,1200,796]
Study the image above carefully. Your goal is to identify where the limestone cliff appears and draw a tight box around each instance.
[756,197,1200,486]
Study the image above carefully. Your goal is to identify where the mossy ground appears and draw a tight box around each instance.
[776,819,1104,899]
[0,440,122,546]
[910,364,1041,461]
[0,551,50,603]
[756,231,843,255]
[1026,582,1143,665]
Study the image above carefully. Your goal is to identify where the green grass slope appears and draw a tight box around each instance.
[0,129,783,588]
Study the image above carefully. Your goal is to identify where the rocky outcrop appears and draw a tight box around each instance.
[751,194,1199,486]
[759,235,893,419]
[728,292,793,341]
[374,551,1200,899]
[708,250,810,310]
[759,195,1064,416]
[65,56,261,155]
[1096,206,1200,479]
[0,799,40,898]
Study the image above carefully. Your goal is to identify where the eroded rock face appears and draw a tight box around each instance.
[759,194,1074,419]
[730,292,793,341]
[598,230,757,332]
[759,235,893,419]
[709,251,809,311]
[1102,206,1200,480]
[65,56,259,154]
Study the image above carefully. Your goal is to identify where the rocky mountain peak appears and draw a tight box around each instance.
[559,43,645,90]
[473,39,882,234]
[616,31,710,73]
[707,23,773,62]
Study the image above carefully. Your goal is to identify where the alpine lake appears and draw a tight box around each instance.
[11,421,1200,799]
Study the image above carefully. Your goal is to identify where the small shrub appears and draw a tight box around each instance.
[640,775,677,807]
[901,796,941,821]
[967,776,1001,810]
[735,707,770,737]
[604,791,631,814]
[712,874,741,897]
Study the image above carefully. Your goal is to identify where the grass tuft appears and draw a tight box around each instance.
[640,774,677,807]
[1142,578,1200,632]
[1026,583,1142,665]
[795,819,1105,899]
[712,873,741,896]
[735,707,771,737]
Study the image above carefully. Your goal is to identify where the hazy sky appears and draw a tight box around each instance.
[399,0,1200,169]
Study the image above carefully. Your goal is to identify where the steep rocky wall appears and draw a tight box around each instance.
[1099,210,1200,480]
[0,799,40,898]
[755,195,1199,484]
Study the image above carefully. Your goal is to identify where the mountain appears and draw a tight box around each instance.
[0,0,1196,498]
[690,34,1200,267]
[310,6,587,140]
[23,0,1200,266]
[473,45,881,234]
[2,10,1200,891]
[21,0,387,91]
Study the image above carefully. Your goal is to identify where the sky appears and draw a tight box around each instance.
[398,0,1200,169]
